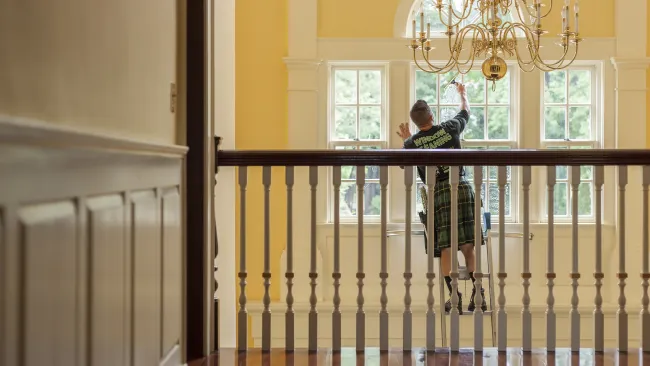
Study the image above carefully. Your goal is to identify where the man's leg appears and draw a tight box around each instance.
[441,247,464,314]
[460,243,486,312]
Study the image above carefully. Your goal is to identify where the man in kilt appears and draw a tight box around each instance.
[396,82,486,314]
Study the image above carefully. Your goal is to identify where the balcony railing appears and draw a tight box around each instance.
[215,147,650,354]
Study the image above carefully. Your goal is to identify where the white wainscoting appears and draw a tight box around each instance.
[0,116,186,366]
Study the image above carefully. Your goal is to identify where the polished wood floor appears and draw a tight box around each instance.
[190,348,650,365]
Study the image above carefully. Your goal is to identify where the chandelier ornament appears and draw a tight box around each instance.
[408,0,582,87]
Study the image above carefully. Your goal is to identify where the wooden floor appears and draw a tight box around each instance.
[191,348,650,365]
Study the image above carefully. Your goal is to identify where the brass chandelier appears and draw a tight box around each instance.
[409,0,582,84]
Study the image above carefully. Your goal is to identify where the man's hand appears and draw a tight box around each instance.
[455,82,466,96]
[396,122,412,141]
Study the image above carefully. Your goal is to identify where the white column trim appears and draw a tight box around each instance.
[610,57,650,71]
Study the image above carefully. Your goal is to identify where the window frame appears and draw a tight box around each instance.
[408,62,520,224]
[539,64,601,223]
[327,63,390,223]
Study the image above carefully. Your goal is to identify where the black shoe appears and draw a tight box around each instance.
[468,288,488,312]
[444,292,463,314]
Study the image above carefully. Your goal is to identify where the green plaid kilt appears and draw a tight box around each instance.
[420,179,484,257]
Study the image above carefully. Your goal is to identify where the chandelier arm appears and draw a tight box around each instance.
[419,47,457,73]
[533,43,579,71]
[447,0,475,24]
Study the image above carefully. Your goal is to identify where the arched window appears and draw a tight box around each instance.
[407,0,524,38]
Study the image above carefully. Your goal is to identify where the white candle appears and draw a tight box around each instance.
[421,11,425,34]
[536,1,541,27]
[574,0,579,33]
[427,23,430,38]
[448,4,452,25]
[413,19,416,39]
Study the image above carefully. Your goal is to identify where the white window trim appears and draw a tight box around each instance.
[407,62,521,224]
[327,62,390,223]
[538,63,602,224]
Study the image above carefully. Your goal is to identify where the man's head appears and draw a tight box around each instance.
[410,100,434,129]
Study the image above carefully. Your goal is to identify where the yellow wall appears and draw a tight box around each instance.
[235,0,288,307]
[0,0,179,144]
[645,4,650,148]
[318,0,614,38]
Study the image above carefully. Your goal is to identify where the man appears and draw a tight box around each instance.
[396,82,486,314]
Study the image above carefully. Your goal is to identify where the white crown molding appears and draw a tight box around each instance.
[283,57,323,71]
[610,57,650,70]
[0,115,188,157]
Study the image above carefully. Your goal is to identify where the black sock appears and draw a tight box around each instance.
[469,272,476,284]
[444,276,453,294]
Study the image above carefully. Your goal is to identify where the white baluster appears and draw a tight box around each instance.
[426,166,437,352]
[237,167,248,351]
[356,166,366,352]
[642,166,650,352]
[262,166,272,352]
[285,167,295,351]
[593,165,604,352]
[569,165,581,352]
[309,166,318,352]
[497,166,508,352]
[473,166,484,351]
[332,166,342,352]
[522,166,532,352]
[403,166,414,352]
[546,166,556,352]
[379,166,389,352]
[617,165,628,352]
[450,165,460,352]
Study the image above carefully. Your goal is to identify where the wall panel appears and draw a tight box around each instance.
[87,195,127,366]
[132,190,162,366]
[162,188,182,355]
[19,202,77,366]
[0,120,186,365]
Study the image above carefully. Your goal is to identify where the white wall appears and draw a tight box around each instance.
[213,0,237,349]
[0,0,179,144]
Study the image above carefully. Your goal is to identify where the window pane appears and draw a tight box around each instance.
[568,106,591,140]
[440,74,458,104]
[339,183,382,216]
[365,183,382,215]
[416,182,426,213]
[581,165,593,180]
[544,70,566,103]
[578,182,593,216]
[488,73,510,104]
[463,106,485,140]
[487,183,510,217]
[335,70,357,104]
[487,106,509,139]
[359,106,381,140]
[417,1,447,33]
[334,106,357,140]
[340,182,356,216]
[416,71,437,103]
[544,106,566,140]
[488,166,512,180]
[569,70,591,104]
[465,70,485,104]
[359,70,381,104]
[553,182,568,216]
[440,107,460,125]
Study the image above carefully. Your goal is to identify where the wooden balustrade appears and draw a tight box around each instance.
[217,148,650,354]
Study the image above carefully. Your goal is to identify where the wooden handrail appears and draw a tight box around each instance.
[216,149,650,167]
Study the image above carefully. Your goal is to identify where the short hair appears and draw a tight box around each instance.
[410,100,434,128]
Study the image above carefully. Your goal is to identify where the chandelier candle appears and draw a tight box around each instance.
[408,0,583,87]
